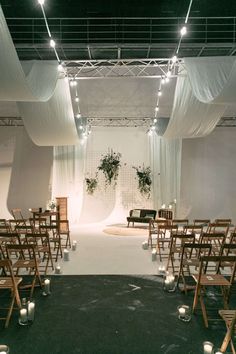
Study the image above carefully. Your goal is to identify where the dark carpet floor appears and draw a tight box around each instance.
[0,275,235,354]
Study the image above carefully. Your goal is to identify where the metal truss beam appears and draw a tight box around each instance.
[65,58,182,79]
[2,116,236,128]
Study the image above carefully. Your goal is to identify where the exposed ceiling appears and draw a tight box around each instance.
[0,0,236,128]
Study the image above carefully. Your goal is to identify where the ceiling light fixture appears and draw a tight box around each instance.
[161,78,166,84]
[57,64,63,72]
[75,97,79,102]
[165,77,170,83]
[180,26,187,36]
[171,55,177,63]
[38,0,45,5]
[158,90,162,97]
[50,39,56,48]
[155,106,159,112]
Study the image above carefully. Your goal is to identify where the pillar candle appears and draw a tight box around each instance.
[28,302,35,322]
[64,249,69,261]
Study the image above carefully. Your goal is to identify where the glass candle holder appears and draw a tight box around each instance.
[72,240,77,251]
[0,345,10,354]
[158,265,166,276]
[63,249,69,261]
[27,300,35,323]
[55,263,62,275]
[163,273,176,292]
[203,341,214,354]
[42,278,51,296]
[142,241,148,250]
[177,305,191,322]
[18,298,28,326]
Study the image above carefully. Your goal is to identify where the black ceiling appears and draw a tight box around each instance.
[1,0,236,60]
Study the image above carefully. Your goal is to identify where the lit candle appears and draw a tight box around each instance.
[0,345,9,354]
[72,240,77,251]
[28,301,35,322]
[20,308,27,323]
[178,307,186,317]
[161,204,166,209]
[203,342,214,354]
[55,264,61,274]
[63,249,69,261]
[44,278,51,295]
[158,265,165,274]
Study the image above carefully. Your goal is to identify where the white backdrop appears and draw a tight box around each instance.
[180,127,236,222]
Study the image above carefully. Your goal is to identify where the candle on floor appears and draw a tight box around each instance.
[55,264,61,274]
[72,240,77,251]
[178,306,186,317]
[152,249,157,261]
[142,241,148,250]
[19,308,28,324]
[63,249,69,261]
[158,265,166,275]
[203,341,214,354]
[0,345,9,354]
[27,301,35,322]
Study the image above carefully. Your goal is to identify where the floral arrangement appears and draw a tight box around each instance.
[47,199,57,210]
[133,165,152,198]
[98,149,122,186]
[85,175,98,195]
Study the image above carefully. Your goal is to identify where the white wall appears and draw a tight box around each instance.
[79,127,153,224]
[0,127,53,218]
[180,128,236,222]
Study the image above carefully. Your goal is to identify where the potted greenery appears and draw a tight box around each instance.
[85,175,98,195]
[133,165,152,198]
[98,149,122,186]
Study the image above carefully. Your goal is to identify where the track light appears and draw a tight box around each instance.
[166,70,171,77]
[57,64,63,72]
[161,78,165,84]
[154,118,157,123]
[50,39,56,48]
[38,0,45,5]
[171,55,177,63]
[76,113,81,118]
[180,26,187,36]
[165,77,170,83]
[75,97,79,102]
[158,90,162,97]
[70,80,77,87]
[79,125,83,130]
[155,106,159,112]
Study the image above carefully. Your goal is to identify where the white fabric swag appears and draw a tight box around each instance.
[18,78,80,146]
[0,6,58,101]
[163,56,236,139]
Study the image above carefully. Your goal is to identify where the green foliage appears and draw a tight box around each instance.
[98,150,122,186]
[133,165,152,198]
[85,176,98,195]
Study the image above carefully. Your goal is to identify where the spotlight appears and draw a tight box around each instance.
[155,106,159,112]
[171,55,177,63]
[158,90,162,97]
[79,125,83,130]
[151,125,155,131]
[180,26,187,36]
[50,39,56,48]
[38,0,45,4]
[165,77,170,83]
[161,78,165,84]
[148,130,152,136]
[76,113,81,118]
[166,70,171,77]
[57,64,63,72]
[75,97,79,102]
[154,118,157,123]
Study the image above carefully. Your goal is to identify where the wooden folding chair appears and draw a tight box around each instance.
[58,220,71,249]
[39,224,62,262]
[183,224,203,242]
[10,208,28,227]
[24,233,54,274]
[192,255,236,327]
[199,232,226,256]
[156,225,178,261]
[219,309,236,354]
[177,243,212,294]
[0,259,22,328]
[148,219,168,248]
[166,233,195,274]
[6,244,43,299]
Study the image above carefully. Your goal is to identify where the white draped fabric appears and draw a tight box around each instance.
[163,56,236,139]
[52,144,87,223]
[185,57,236,104]
[150,134,182,212]
[0,6,58,101]
[18,78,79,146]
[163,71,226,139]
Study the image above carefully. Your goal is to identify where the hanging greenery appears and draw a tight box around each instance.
[133,165,152,198]
[98,149,122,186]
[85,175,98,195]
